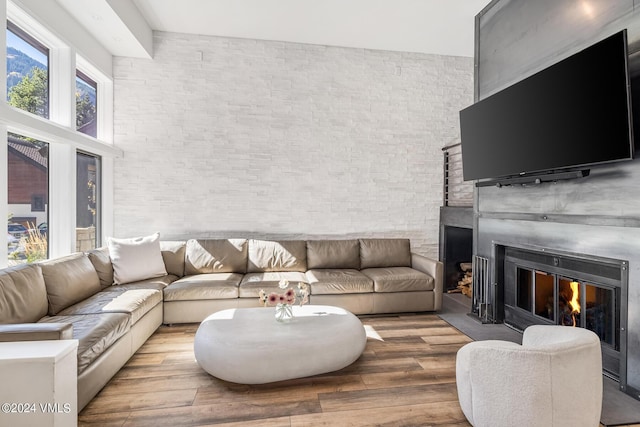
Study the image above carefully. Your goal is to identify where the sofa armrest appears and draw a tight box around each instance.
[411,253,443,310]
[0,323,73,342]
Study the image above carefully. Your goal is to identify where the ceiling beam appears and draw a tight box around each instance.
[56,0,152,58]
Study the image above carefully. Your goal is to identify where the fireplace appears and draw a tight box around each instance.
[499,245,627,380]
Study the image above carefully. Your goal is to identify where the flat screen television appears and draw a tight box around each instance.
[459,30,634,184]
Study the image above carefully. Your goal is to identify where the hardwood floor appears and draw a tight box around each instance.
[79,314,473,426]
[78,314,640,427]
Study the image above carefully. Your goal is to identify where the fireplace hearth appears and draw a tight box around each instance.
[498,245,627,380]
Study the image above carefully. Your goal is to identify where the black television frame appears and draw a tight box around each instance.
[460,30,634,187]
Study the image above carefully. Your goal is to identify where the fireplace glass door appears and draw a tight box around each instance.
[502,246,626,382]
[514,267,619,351]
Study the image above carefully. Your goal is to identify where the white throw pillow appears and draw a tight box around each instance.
[107,232,167,284]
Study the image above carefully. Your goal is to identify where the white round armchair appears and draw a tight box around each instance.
[456,325,603,427]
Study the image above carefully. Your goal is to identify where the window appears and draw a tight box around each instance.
[6,21,49,119]
[31,194,45,212]
[7,133,49,265]
[76,152,100,251]
[76,71,97,137]
[1,4,115,269]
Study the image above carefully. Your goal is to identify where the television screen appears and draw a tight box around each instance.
[460,30,634,183]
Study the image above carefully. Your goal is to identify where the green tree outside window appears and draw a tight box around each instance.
[7,66,48,118]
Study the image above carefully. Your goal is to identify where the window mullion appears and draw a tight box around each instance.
[0,126,7,268]
[100,156,114,245]
[49,46,74,128]
[0,1,6,268]
[97,80,113,143]
[48,143,75,258]
[0,4,6,99]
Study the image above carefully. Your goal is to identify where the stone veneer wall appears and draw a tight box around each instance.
[112,31,473,258]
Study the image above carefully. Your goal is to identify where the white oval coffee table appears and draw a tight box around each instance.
[194,305,367,384]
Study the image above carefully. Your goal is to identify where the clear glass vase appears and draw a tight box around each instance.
[275,303,294,322]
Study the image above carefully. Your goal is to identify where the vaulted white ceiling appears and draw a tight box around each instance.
[56,0,491,59]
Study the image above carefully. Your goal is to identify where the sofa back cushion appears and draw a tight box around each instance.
[160,241,187,277]
[247,239,307,273]
[359,238,411,269]
[0,264,48,324]
[307,239,360,269]
[87,247,114,289]
[41,253,102,315]
[185,239,247,274]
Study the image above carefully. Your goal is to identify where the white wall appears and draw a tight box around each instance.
[112,32,473,257]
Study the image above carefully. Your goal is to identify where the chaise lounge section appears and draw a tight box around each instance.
[0,253,169,410]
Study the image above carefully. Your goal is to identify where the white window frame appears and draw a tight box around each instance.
[76,55,113,144]
[0,1,118,268]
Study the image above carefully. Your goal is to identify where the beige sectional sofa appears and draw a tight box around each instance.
[0,237,442,411]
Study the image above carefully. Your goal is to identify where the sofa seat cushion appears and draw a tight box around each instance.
[39,313,130,374]
[0,264,48,324]
[306,269,373,295]
[113,274,178,292]
[58,288,162,325]
[361,267,434,293]
[164,273,243,301]
[239,272,308,298]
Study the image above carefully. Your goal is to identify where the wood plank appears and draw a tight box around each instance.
[81,388,197,415]
[421,334,474,345]
[417,355,458,373]
[77,411,130,427]
[359,370,456,388]
[120,399,320,426]
[98,373,216,396]
[193,374,366,405]
[336,356,423,375]
[292,401,467,427]
[376,326,465,338]
[113,362,202,380]
[318,383,459,412]
[124,353,166,366]
[198,417,292,427]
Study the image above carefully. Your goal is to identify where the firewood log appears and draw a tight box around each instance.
[458,276,472,286]
[460,262,472,272]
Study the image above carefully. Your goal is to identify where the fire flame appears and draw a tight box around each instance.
[568,281,581,326]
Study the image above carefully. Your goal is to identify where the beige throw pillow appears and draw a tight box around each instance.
[107,232,167,285]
